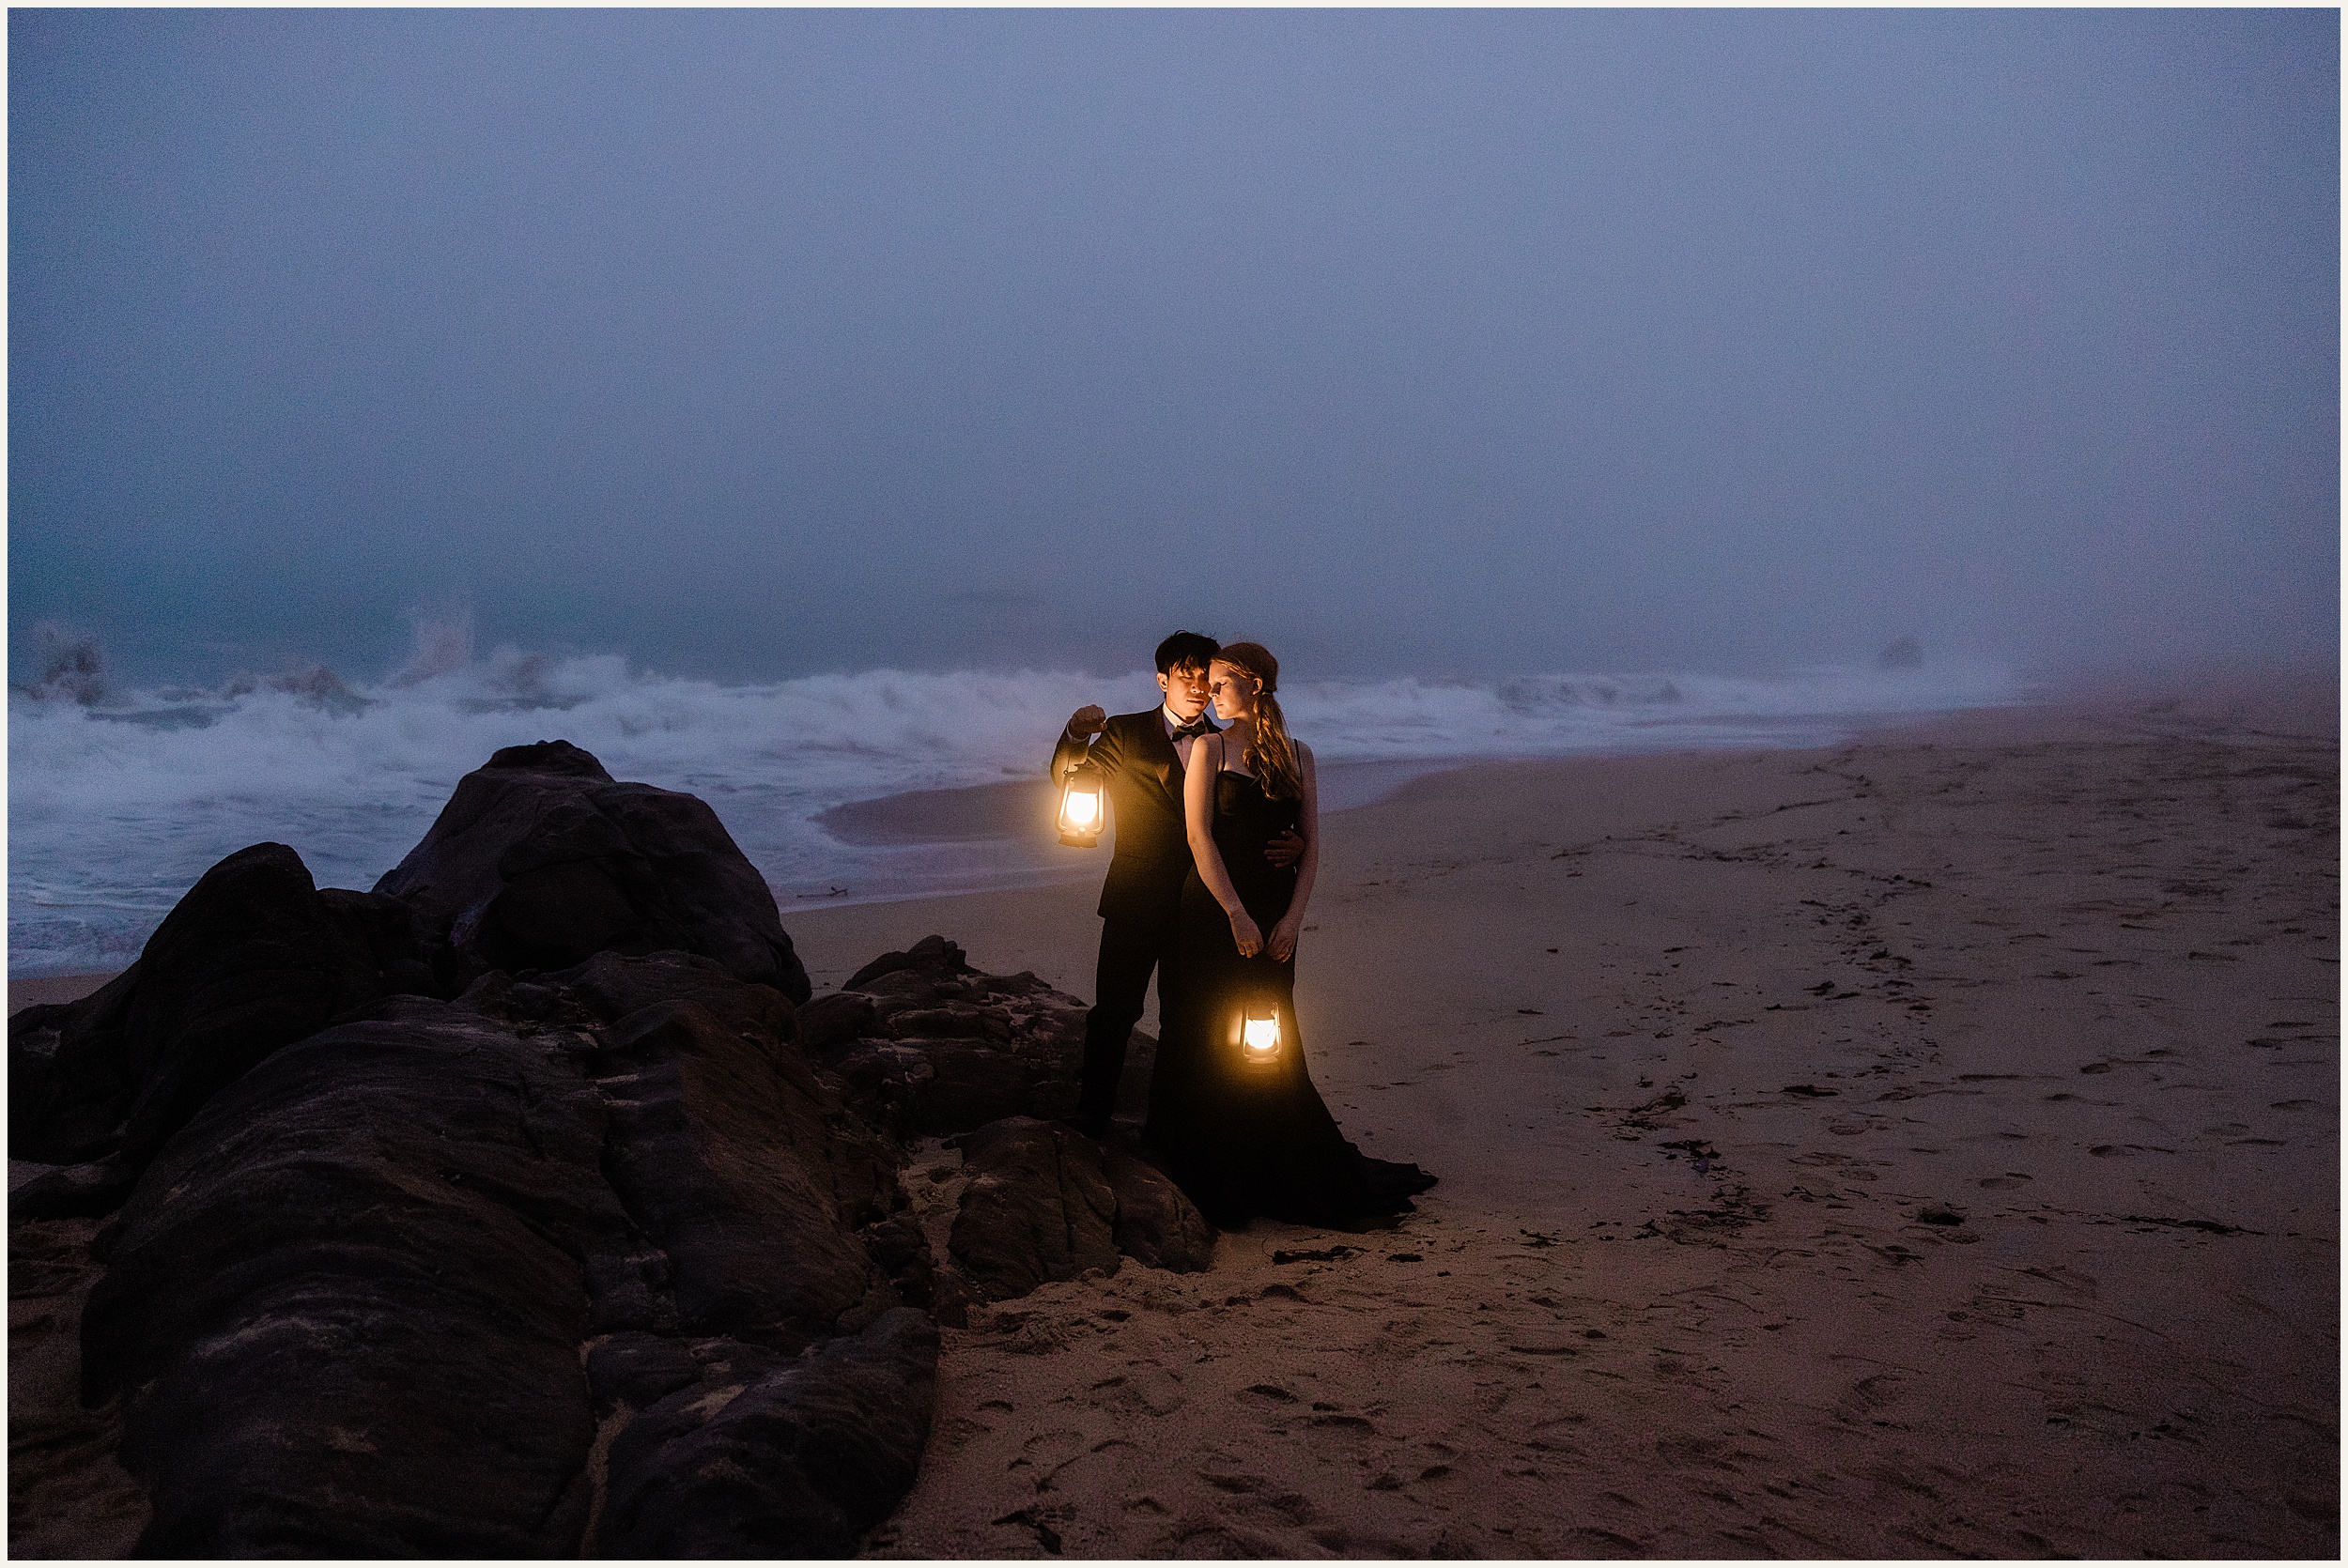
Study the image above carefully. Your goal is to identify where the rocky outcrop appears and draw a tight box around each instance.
[593,1308,939,1557]
[12,744,1226,1556]
[8,843,449,1182]
[372,740,810,1001]
[802,935,1108,1136]
[947,1116,1215,1301]
[80,999,624,1557]
[791,941,1213,1312]
[546,950,904,1263]
[73,947,938,1557]
[590,995,881,1343]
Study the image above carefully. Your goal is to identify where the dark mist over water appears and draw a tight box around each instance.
[9,9,2339,690]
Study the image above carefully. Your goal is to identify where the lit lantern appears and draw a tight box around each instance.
[1240,1003,1282,1064]
[1057,757,1106,847]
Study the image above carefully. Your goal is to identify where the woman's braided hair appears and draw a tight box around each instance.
[1215,641,1302,801]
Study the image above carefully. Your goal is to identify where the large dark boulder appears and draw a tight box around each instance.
[8,842,439,1174]
[80,999,633,1556]
[554,945,798,1042]
[803,935,1099,1137]
[948,1116,1215,1301]
[552,950,900,1240]
[33,895,1188,1553]
[595,998,882,1345]
[372,740,810,1001]
[72,945,944,1556]
[318,886,452,998]
[594,1308,939,1557]
[1098,1141,1222,1273]
[8,970,140,1167]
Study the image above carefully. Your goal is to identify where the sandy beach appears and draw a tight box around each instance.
[11,675,2337,1558]
[787,676,2339,1558]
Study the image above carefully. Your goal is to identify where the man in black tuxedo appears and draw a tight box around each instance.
[1051,630,1300,1138]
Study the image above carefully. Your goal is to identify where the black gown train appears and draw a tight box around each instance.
[1147,767,1436,1226]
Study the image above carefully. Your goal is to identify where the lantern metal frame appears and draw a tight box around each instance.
[1056,755,1107,847]
[1235,1001,1284,1067]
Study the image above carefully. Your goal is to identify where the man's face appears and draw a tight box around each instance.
[1157,662,1211,723]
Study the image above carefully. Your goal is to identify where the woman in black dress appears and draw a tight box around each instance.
[1148,641,1435,1227]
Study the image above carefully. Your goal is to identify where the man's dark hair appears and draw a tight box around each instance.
[1155,630,1219,675]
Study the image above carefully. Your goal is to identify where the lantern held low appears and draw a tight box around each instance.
[1239,1003,1283,1065]
[1057,756,1106,847]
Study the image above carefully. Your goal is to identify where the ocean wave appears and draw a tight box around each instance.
[8,643,2025,975]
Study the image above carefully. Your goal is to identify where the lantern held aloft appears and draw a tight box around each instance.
[1057,756,1106,847]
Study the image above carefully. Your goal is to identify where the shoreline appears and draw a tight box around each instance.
[17,674,2335,1004]
[12,659,2329,983]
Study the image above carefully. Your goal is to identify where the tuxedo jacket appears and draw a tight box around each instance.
[1050,708,1210,928]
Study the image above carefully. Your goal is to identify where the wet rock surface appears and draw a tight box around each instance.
[8,746,1213,1556]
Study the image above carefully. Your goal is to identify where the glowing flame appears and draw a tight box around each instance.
[1243,1010,1280,1054]
[1060,788,1101,830]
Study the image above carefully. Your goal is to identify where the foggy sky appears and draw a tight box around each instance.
[9,9,2338,686]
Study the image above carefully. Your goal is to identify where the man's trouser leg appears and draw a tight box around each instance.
[1080,915,1163,1128]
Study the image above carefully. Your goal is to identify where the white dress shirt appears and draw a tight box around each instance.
[1163,705,1212,770]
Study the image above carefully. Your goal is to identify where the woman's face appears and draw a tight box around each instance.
[1207,660,1254,722]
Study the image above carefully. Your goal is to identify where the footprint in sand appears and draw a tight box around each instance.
[2016,1264,2098,1299]
[1309,1407,1377,1433]
[1163,1514,1283,1558]
[1194,1466,1321,1527]
[1834,1371,1909,1425]
[1012,1427,1090,1492]
[1522,1413,1590,1454]
[1092,1360,1185,1416]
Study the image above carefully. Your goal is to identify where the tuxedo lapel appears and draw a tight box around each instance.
[1129,711,1179,796]
[1089,708,1197,927]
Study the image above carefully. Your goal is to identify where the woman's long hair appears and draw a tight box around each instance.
[1215,641,1303,801]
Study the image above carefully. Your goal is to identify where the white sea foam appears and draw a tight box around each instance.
[8,649,2027,976]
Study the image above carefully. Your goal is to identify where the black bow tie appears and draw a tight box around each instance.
[1172,715,1217,740]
